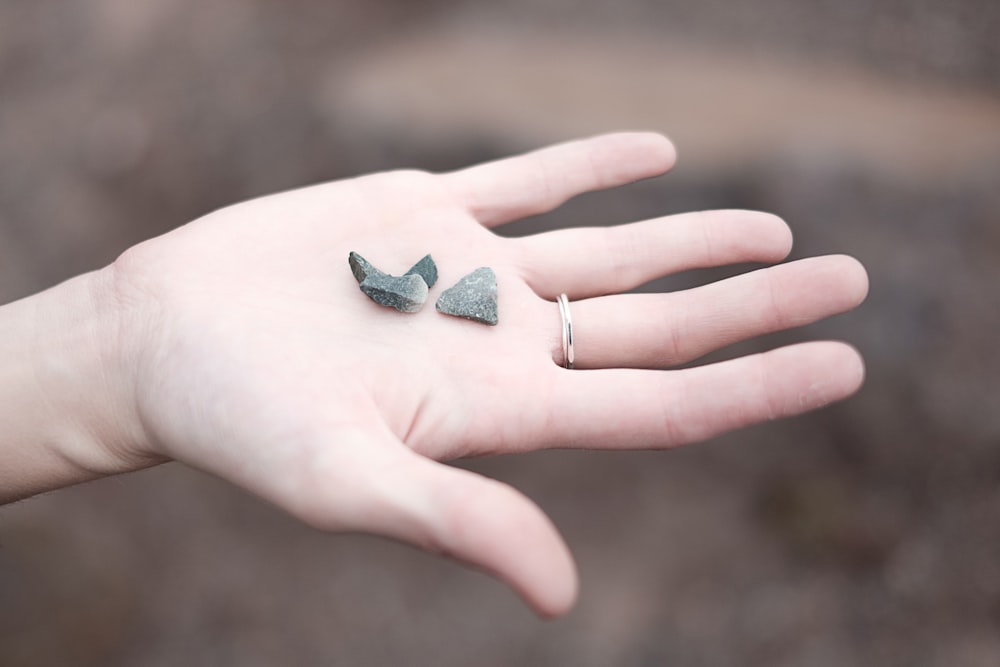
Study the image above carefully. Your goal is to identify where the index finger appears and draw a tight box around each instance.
[443,132,677,227]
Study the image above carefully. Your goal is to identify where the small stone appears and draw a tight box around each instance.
[348,251,381,284]
[405,254,438,288]
[435,267,498,325]
[360,273,429,313]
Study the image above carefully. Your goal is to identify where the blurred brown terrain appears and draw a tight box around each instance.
[2,1,1000,665]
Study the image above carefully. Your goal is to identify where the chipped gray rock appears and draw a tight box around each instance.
[349,251,436,313]
[348,251,382,284]
[435,267,498,325]
[360,272,429,313]
[405,254,438,288]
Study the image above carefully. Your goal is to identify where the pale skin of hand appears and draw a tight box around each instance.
[0,133,868,617]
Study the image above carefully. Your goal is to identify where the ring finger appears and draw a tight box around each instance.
[553,255,868,369]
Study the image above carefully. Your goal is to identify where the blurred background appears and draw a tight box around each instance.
[1,1,999,665]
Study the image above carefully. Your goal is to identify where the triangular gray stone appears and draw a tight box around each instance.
[405,254,438,288]
[360,273,428,313]
[435,267,498,325]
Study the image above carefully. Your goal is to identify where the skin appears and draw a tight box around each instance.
[0,133,868,617]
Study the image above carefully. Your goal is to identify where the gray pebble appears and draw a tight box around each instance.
[348,251,381,284]
[349,251,436,313]
[435,267,498,325]
[360,272,429,313]
[405,254,438,288]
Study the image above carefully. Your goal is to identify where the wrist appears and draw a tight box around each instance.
[0,266,158,502]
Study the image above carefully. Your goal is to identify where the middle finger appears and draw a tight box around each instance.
[515,209,792,300]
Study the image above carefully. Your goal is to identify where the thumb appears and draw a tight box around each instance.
[355,445,579,618]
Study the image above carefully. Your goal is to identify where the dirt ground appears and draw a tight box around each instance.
[1,1,999,665]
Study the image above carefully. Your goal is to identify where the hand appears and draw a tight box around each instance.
[105,133,867,616]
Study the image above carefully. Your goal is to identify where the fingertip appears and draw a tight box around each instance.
[718,210,794,263]
[741,211,794,262]
[630,131,678,172]
[809,340,867,402]
[800,254,869,313]
[589,131,677,180]
[762,341,867,417]
[832,254,870,308]
[531,533,579,619]
[765,212,795,260]
[834,341,867,394]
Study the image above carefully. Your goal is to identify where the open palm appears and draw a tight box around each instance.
[114,133,867,616]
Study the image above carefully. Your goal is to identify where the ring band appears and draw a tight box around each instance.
[557,293,574,369]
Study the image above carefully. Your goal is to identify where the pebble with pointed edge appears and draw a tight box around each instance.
[348,251,438,313]
[405,254,438,288]
[348,251,380,283]
[436,267,498,325]
[361,272,428,313]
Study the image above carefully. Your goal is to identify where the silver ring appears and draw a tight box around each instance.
[557,293,574,369]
